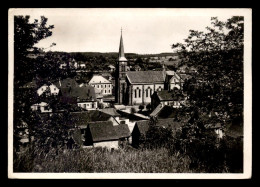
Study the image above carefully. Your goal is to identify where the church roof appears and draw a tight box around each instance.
[118,29,127,62]
[126,71,165,84]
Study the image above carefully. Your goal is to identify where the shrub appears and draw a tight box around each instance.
[130,107,136,114]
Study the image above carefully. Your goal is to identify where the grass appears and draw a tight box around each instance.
[14,146,192,173]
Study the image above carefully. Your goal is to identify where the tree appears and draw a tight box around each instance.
[172,16,243,129]
[14,16,55,87]
[14,16,55,152]
[138,105,144,112]
[171,16,244,172]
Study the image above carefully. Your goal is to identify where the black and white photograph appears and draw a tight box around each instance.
[8,8,252,179]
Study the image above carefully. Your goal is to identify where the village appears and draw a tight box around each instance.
[15,30,227,153]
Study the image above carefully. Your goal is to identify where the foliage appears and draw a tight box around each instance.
[170,16,244,172]
[14,146,192,173]
[130,107,136,114]
[172,16,243,126]
[138,105,144,111]
[14,16,54,87]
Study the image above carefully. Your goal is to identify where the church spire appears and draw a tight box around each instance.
[119,28,127,61]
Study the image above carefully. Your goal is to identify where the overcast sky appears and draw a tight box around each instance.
[13,8,246,54]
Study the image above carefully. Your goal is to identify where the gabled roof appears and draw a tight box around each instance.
[60,85,96,101]
[89,75,111,84]
[156,90,184,101]
[53,78,78,88]
[88,121,118,142]
[114,124,131,138]
[100,108,121,117]
[66,111,112,128]
[134,118,183,136]
[126,71,165,84]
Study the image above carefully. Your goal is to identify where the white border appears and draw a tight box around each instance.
[8,8,252,179]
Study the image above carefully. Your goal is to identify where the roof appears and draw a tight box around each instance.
[118,31,127,62]
[150,105,178,119]
[21,80,38,89]
[88,121,118,142]
[100,108,121,117]
[126,71,165,84]
[108,65,115,68]
[89,75,111,84]
[134,118,183,136]
[114,124,131,138]
[60,85,96,101]
[179,74,192,81]
[156,90,185,101]
[53,78,78,88]
[66,111,112,128]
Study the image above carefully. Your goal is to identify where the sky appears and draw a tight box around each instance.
[12,8,247,54]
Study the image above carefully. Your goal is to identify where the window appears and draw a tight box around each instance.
[134,89,137,98]
[105,90,106,93]
[109,85,110,88]
[97,85,99,88]
[54,88,56,91]
[139,89,141,98]
[109,89,110,93]
[105,85,106,88]
[83,104,86,108]
[146,89,148,97]
[101,85,103,88]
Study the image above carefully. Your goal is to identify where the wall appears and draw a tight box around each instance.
[131,83,164,105]
[93,140,119,150]
[77,101,97,110]
[90,83,112,95]
[37,84,59,96]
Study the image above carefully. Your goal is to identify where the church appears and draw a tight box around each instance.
[115,30,183,106]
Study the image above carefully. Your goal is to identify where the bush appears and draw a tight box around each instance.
[139,105,144,111]
[130,107,136,114]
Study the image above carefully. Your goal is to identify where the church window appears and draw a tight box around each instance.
[134,89,137,98]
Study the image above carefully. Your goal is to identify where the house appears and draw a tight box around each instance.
[131,118,183,147]
[37,83,60,96]
[59,62,67,69]
[84,121,131,150]
[54,78,79,89]
[204,123,224,139]
[151,90,185,110]
[133,65,142,71]
[60,86,98,110]
[31,102,52,113]
[165,71,184,90]
[150,105,178,119]
[88,75,113,95]
[108,64,116,72]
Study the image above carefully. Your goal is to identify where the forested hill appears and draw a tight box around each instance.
[49,51,178,59]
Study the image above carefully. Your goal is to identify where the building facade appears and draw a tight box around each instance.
[89,75,113,95]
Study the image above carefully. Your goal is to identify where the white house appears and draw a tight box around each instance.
[37,83,59,96]
[88,75,113,95]
[31,102,52,113]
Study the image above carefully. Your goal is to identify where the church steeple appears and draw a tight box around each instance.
[119,28,127,61]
